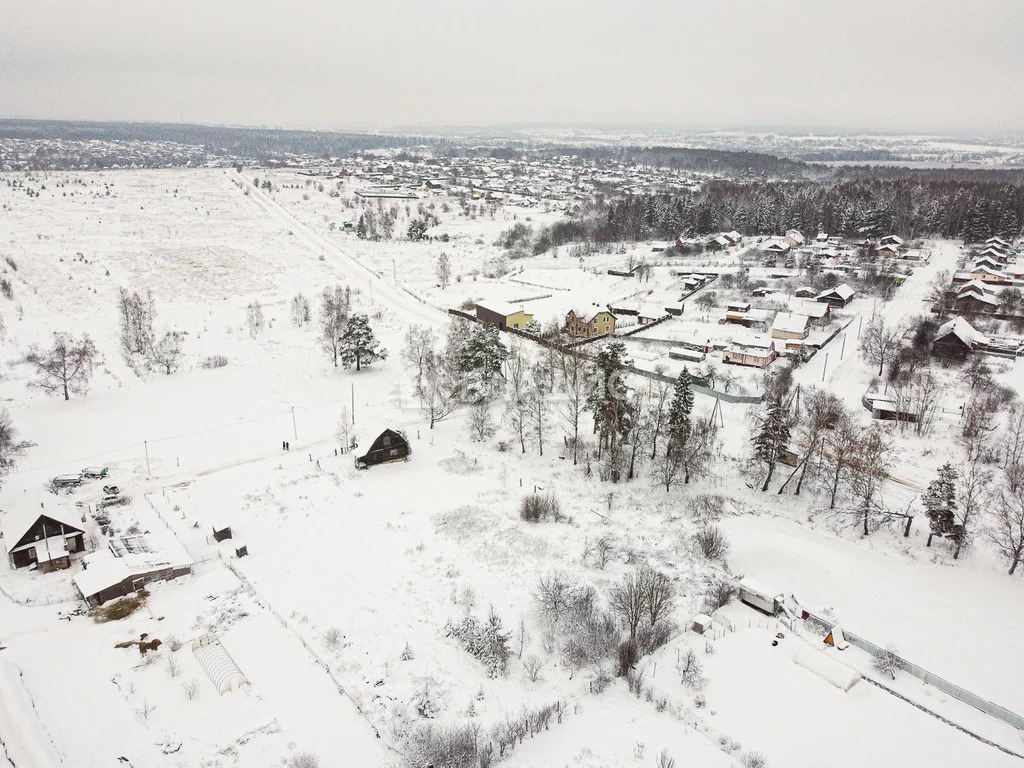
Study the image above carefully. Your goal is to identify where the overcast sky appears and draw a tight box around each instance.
[3,0,1023,134]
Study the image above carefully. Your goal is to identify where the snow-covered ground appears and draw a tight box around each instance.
[0,169,1022,768]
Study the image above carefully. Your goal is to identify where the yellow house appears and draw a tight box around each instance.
[565,309,616,338]
[474,300,534,330]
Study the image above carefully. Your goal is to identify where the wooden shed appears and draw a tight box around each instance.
[356,428,410,469]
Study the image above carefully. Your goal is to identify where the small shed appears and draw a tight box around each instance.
[356,428,410,469]
[816,283,855,307]
[212,523,232,542]
[234,542,248,558]
[692,614,714,634]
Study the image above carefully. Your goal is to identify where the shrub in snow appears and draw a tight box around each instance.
[322,626,342,651]
[201,354,228,369]
[286,752,320,768]
[741,751,767,768]
[401,641,415,661]
[182,678,200,700]
[519,493,562,523]
[693,525,730,560]
[871,645,904,680]
[445,607,510,678]
[677,648,706,690]
[656,748,677,768]
[413,681,440,719]
[705,577,737,610]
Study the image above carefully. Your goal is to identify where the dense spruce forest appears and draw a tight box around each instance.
[563,179,1024,244]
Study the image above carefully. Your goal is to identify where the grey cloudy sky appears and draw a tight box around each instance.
[3,0,1023,133]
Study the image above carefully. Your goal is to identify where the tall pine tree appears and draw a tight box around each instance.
[923,463,958,545]
[752,397,790,492]
[666,368,694,450]
[338,314,387,371]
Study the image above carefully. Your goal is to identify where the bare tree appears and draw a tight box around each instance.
[246,300,265,339]
[847,426,893,536]
[522,654,544,682]
[402,324,437,389]
[641,567,675,628]
[117,287,155,357]
[417,348,462,428]
[26,333,99,401]
[558,347,589,465]
[860,312,905,376]
[610,570,647,640]
[436,252,452,289]
[534,572,579,625]
[526,365,550,456]
[646,371,672,460]
[654,441,683,492]
[468,400,494,442]
[782,388,844,496]
[182,678,200,700]
[823,418,859,509]
[677,648,705,690]
[149,331,183,375]
[988,473,1024,575]
[1000,406,1024,470]
[319,285,349,367]
[952,459,991,559]
[291,293,311,327]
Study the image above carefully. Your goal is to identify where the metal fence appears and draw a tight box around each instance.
[803,609,1024,730]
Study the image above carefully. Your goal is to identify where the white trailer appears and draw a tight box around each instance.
[738,580,778,614]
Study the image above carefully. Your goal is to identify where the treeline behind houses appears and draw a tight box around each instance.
[537,178,1024,248]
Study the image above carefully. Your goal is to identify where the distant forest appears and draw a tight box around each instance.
[576,179,1024,243]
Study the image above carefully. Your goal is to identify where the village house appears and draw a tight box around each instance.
[879,235,904,248]
[784,229,805,247]
[876,243,900,258]
[932,316,989,360]
[788,297,831,324]
[706,234,732,251]
[722,337,777,368]
[761,239,791,257]
[4,509,85,572]
[73,534,193,606]
[771,312,810,341]
[793,286,817,298]
[955,280,1001,313]
[816,283,855,308]
[474,300,534,330]
[565,308,616,338]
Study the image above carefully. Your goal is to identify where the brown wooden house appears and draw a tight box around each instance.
[4,511,85,572]
[356,428,410,468]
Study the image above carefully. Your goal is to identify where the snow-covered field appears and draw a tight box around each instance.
[0,169,1022,768]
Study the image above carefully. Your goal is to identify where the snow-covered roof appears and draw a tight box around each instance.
[957,279,994,296]
[475,299,528,317]
[817,283,855,301]
[935,317,989,349]
[74,553,132,599]
[723,230,742,242]
[970,264,1005,276]
[1,505,83,547]
[772,312,809,334]
[788,298,830,318]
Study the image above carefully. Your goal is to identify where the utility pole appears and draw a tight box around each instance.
[821,353,829,383]
[351,383,355,424]
[291,406,298,441]
[144,440,151,477]
[392,259,397,283]
[840,334,846,359]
